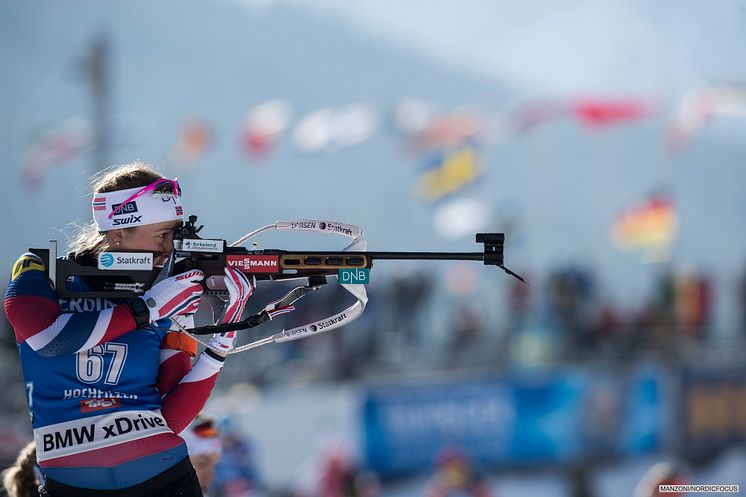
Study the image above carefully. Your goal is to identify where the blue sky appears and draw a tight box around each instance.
[226,0,746,95]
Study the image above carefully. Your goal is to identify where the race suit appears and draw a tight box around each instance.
[4,252,222,490]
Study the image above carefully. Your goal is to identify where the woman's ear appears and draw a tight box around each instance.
[106,229,125,248]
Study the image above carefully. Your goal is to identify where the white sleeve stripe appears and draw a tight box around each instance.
[159,349,180,364]
[179,352,223,383]
[77,308,114,352]
[26,313,74,351]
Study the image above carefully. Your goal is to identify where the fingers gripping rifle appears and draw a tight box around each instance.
[32,216,524,355]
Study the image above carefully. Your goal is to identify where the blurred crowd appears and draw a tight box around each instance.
[1,260,737,387]
[1,264,744,497]
[187,262,743,386]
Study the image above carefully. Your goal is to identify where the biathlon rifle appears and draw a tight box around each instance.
[31,215,524,354]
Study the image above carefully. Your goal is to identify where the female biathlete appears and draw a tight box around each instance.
[4,162,252,497]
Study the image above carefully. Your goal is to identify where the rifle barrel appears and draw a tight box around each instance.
[364,251,485,261]
[281,251,487,261]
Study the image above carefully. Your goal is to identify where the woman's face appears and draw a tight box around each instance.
[114,220,180,266]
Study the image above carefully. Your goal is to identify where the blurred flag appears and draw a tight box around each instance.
[21,117,91,187]
[242,99,293,159]
[666,84,746,151]
[331,103,378,147]
[611,194,677,261]
[292,103,378,154]
[505,97,654,134]
[292,107,335,154]
[506,99,567,133]
[393,98,438,136]
[409,107,483,153]
[172,119,211,168]
[417,144,484,202]
[433,197,490,239]
[571,98,652,127]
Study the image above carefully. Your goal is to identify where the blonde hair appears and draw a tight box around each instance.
[67,161,163,258]
[1,442,39,497]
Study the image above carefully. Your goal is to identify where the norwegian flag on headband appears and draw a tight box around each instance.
[92,197,107,211]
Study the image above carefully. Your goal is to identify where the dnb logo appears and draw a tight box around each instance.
[111,201,138,215]
[99,253,114,267]
[339,268,369,284]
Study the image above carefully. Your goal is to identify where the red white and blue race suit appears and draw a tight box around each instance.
[4,252,221,491]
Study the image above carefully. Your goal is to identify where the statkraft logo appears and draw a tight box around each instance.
[98,252,153,270]
[321,222,354,236]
